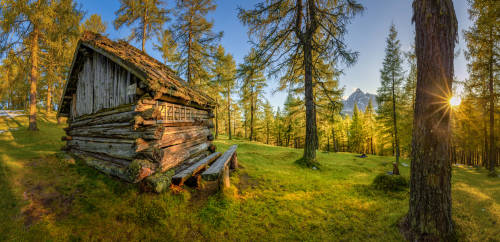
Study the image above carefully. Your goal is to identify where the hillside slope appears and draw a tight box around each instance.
[0,112,498,241]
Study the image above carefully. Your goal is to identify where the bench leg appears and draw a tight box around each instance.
[230,153,238,170]
[219,165,230,190]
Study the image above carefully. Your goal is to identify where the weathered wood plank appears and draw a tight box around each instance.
[69,111,137,128]
[202,145,237,181]
[67,138,136,160]
[172,152,221,186]
[157,141,211,172]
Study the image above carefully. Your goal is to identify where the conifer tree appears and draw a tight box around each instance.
[364,99,376,155]
[349,104,364,153]
[239,0,363,166]
[83,14,107,34]
[171,0,222,86]
[114,0,169,52]
[263,100,274,144]
[0,0,81,130]
[155,29,180,68]
[212,45,236,139]
[464,0,498,176]
[376,24,404,174]
[238,50,267,141]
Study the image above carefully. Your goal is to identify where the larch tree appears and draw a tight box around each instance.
[349,103,364,153]
[238,49,267,141]
[464,0,498,176]
[364,99,376,155]
[114,0,169,52]
[403,0,458,240]
[83,14,107,34]
[171,0,222,87]
[212,45,236,139]
[376,24,404,175]
[239,0,363,166]
[155,29,180,68]
[0,0,79,130]
[263,100,274,144]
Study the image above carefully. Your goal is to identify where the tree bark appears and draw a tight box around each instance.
[404,0,457,240]
[392,72,400,174]
[29,26,40,131]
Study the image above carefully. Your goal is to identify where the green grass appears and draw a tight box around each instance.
[0,112,498,241]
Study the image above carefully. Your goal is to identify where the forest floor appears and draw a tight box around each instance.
[0,111,498,241]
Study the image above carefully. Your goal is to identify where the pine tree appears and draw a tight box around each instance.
[171,0,222,87]
[263,100,274,144]
[114,0,169,52]
[212,45,236,139]
[376,24,404,175]
[404,0,458,240]
[239,0,363,166]
[83,14,107,34]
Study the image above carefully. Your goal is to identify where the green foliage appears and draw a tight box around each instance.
[372,174,408,191]
[170,0,222,86]
[82,14,107,34]
[114,0,169,52]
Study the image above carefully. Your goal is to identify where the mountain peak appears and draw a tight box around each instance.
[341,88,378,115]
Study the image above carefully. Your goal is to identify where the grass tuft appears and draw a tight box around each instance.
[372,173,409,191]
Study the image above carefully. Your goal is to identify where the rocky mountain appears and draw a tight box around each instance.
[341,88,378,115]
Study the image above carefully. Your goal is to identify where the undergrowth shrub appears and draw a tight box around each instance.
[372,174,408,191]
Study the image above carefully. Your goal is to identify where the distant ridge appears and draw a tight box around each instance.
[341,88,378,115]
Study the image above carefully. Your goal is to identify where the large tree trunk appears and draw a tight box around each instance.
[302,43,317,165]
[29,26,40,131]
[392,75,400,174]
[404,0,457,240]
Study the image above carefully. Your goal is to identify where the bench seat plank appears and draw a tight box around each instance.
[202,145,237,181]
[172,152,221,185]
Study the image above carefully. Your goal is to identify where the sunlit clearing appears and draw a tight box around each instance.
[449,96,461,107]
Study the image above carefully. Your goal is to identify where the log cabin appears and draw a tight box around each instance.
[57,31,217,188]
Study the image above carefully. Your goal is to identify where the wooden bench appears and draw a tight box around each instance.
[201,145,238,189]
[171,152,221,186]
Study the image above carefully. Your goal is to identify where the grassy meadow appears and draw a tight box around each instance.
[0,111,498,241]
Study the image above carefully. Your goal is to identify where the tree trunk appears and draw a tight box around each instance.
[249,89,254,141]
[29,26,40,131]
[142,11,147,52]
[488,26,496,175]
[215,97,219,139]
[46,83,52,113]
[227,86,232,140]
[392,73,400,175]
[302,42,316,164]
[404,0,457,240]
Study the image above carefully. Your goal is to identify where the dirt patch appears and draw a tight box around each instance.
[21,179,78,227]
[236,172,259,195]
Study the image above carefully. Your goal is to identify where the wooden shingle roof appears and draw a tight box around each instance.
[58,31,214,117]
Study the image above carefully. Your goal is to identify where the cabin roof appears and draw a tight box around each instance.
[57,31,214,117]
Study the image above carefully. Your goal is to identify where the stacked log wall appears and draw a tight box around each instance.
[64,98,214,183]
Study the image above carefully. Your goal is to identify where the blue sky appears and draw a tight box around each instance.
[75,0,472,108]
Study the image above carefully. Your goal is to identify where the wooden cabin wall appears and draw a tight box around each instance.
[75,52,135,117]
